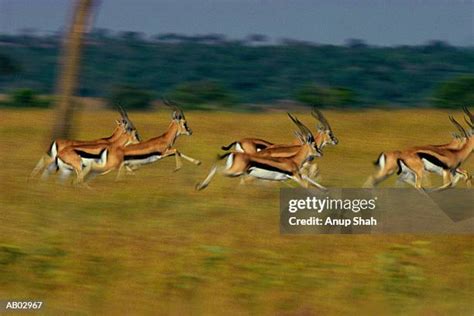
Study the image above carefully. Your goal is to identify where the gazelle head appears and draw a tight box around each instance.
[311,107,338,147]
[110,119,140,146]
[287,112,322,158]
[117,105,142,141]
[163,98,193,136]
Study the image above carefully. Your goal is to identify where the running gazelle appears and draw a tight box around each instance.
[398,112,473,190]
[365,107,473,190]
[195,113,326,191]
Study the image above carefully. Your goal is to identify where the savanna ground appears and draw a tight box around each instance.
[1,108,473,315]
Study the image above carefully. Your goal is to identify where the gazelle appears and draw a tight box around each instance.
[57,102,201,184]
[220,107,338,178]
[365,107,473,190]
[56,126,141,184]
[195,113,326,191]
[398,113,473,191]
[29,106,140,180]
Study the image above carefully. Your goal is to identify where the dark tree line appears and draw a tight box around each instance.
[0,31,473,108]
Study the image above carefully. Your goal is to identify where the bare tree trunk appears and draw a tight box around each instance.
[51,0,95,139]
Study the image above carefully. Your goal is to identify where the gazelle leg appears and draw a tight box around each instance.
[174,152,183,171]
[455,168,472,188]
[40,160,58,181]
[466,173,472,188]
[400,173,416,188]
[430,170,455,191]
[57,168,72,184]
[177,152,201,165]
[100,169,114,176]
[401,169,430,197]
[301,174,327,191]
[239,175,255,185]
[364,163,397,188]
[363,172,390,188]
[125,165,137,175]
[74,172,92,189]
[196,165,218,191]
[307,162,319,179]
[29,155,50,180]
[115,163,126,181]
[442,170,451,186]
[414,171,424,191]
[72,167,84,185]
[290,174,309,188]
[161,148,182,171]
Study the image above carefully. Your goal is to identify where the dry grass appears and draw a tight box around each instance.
[0,108,473,315]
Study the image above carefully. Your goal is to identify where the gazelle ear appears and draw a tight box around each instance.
[115,119,121,125]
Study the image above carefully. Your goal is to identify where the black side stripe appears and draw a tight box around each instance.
[74,149,105,159]
[124,151,162,161]
[417,152,449,170]
[248,160,292,176]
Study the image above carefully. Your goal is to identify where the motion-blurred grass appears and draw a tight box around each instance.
[1,108,473,315]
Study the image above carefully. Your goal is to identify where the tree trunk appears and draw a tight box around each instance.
[51,0,95,139]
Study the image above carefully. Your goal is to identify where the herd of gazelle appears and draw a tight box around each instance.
[29,102,473,192]
[29,100,201,187]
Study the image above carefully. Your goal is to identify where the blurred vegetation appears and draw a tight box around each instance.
[108,85,155,110]
[0,31,473,108]
[168,80,237,109]
[295,84,357,107]
[0,53,20,75]
[0,88,51,108]
[432,76,474,108]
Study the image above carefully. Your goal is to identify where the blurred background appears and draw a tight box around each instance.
[0,1,473,314]
[0,0,473,114]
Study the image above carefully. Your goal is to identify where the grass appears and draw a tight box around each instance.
[1,108,473,315]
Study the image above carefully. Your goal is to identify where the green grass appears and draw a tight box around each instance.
[1,108,473,315]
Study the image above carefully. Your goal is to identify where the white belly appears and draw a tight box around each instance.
[125,155,162,167]
[248,167,289,181]
[422,158,443,175]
